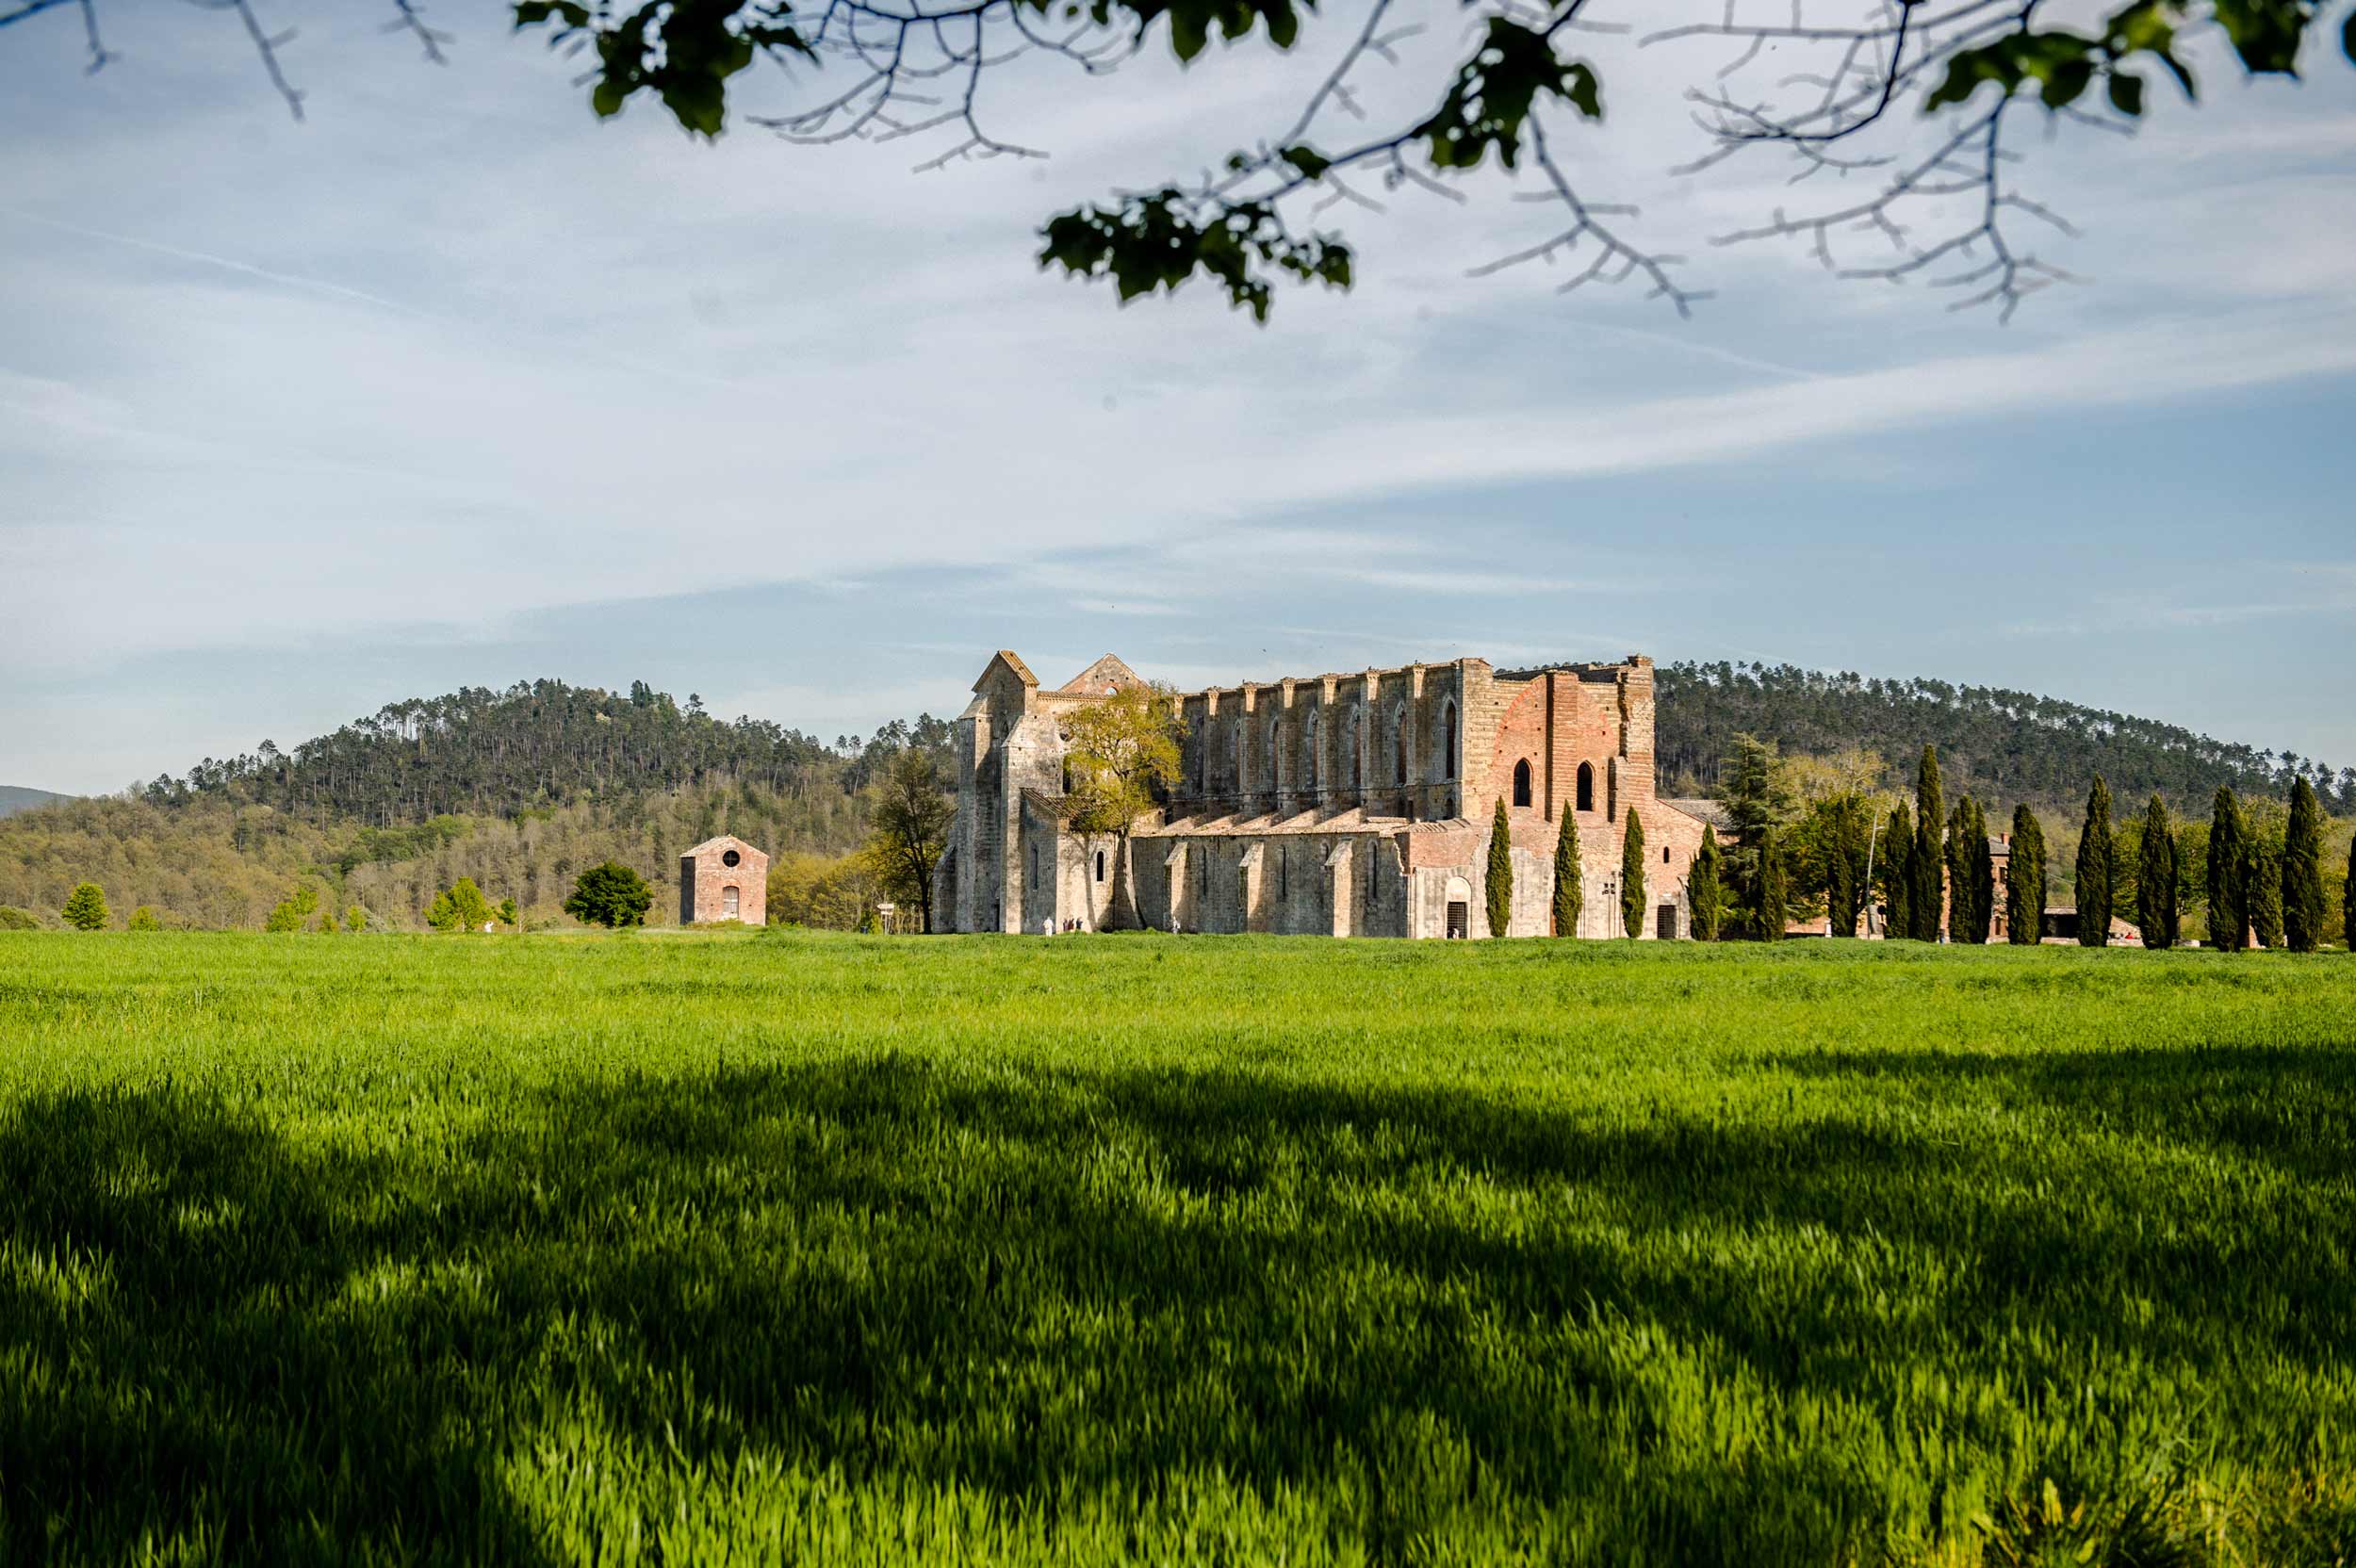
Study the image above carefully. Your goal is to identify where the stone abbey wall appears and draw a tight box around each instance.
[934,649,1711,939]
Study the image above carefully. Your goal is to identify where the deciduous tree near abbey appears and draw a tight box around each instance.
[2075,775,2114,947]
[564,861,653,929]
[2137,794,2180,950]
[2005,804,2045,944]
[1620,809,1645,939]
[2282,776,2326,953]
[1486,799,1513,939]
[61,882,109,932]
[1550,807,1582,938]
[1062,683,1184,928]
[867,748,957,933]
[25,0,2352,326]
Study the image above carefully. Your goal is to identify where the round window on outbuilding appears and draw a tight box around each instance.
[722,848,741,868]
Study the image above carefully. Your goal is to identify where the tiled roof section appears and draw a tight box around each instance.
[683,834,759,856]
[1057,654,1145,695]
[1662,797,1733,831]
[986,650,1039,688]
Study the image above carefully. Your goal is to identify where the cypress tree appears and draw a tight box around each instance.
[1689,828,1725,941]
[2246,832,2284,949]
[2075,775,2114,947]
[1486,798,1514,939]
[1621,809,1647,939]
[1752,825,1789,941]
[1911,746,1944,940]
[2282,776,2326,953]
[2344,833,2355,953]
[2206,787,2245,952]
[1883,805,1913,939]
[1550,806,1583,938]
[1944,799,1971,941]
[2136,795,2179,950]
[1953,798,1993,943]
[2006,805,2046,944]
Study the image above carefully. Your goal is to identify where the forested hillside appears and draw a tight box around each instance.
[1654,662,2352,815]
[0,679,955,930]
[134,678,946,824]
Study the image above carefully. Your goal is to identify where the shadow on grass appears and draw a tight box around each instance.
[4,1048,2351,1560]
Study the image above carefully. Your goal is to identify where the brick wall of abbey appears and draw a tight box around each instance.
[933,649,1710,939]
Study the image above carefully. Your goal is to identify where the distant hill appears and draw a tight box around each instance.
[139,678,949,826]
[1654,662,2351,815]
[0,787,72,820]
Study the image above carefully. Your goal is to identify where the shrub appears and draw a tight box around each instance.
[564,862,653,929]
[61,882,109,932]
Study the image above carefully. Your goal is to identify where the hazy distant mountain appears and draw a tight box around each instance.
[0,787,71,820]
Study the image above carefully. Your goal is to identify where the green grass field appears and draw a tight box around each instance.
[3,930,2351,1566]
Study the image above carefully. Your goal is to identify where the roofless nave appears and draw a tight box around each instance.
[933,650,1717,940]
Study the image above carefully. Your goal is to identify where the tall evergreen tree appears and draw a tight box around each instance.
[1948,797,1992,943]
[2206,787,2246,952]
[1911,745,1944,940]
[2075,775,2114,947]
[1621,809,1646,939]
[1550,807,1583,938]
[2282,776,2326,953]
[1817,796,1869,938]
[1485,798,1513,939]
[1945,799,1972,941]
[2345,834,2356,953]
[2136,794,2180,950]
[1689,827,1725,941]
[2006,805,2046,944]
[1882,805,1913,939]
[2246,832,2284,949]
[1750,825,1789,941]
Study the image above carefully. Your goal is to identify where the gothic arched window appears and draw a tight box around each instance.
[1577,760,1595,813]
[1442,702,1458,780]
[1513,759,1532,808]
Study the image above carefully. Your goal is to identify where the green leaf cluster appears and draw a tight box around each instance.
[1414,20,1600,172]
[515,0,812,138]
[1038,191,1350,324]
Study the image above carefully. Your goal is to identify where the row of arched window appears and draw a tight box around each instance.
[1200,699,1459,799]
[1511,759,1597,812]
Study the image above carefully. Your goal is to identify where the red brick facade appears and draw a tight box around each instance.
[679,835,768,925]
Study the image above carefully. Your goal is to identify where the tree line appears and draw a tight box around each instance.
[1679,735,2355,952]
[1654,662,2352,819]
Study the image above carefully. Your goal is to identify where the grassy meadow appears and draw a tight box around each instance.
[2,929,2351,1565]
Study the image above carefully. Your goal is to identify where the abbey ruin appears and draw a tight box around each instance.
[933,651,1714,939]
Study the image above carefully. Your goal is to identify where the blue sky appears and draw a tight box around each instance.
[3,2,2352,794]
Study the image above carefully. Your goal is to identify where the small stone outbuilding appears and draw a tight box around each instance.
[679,834,768,925]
